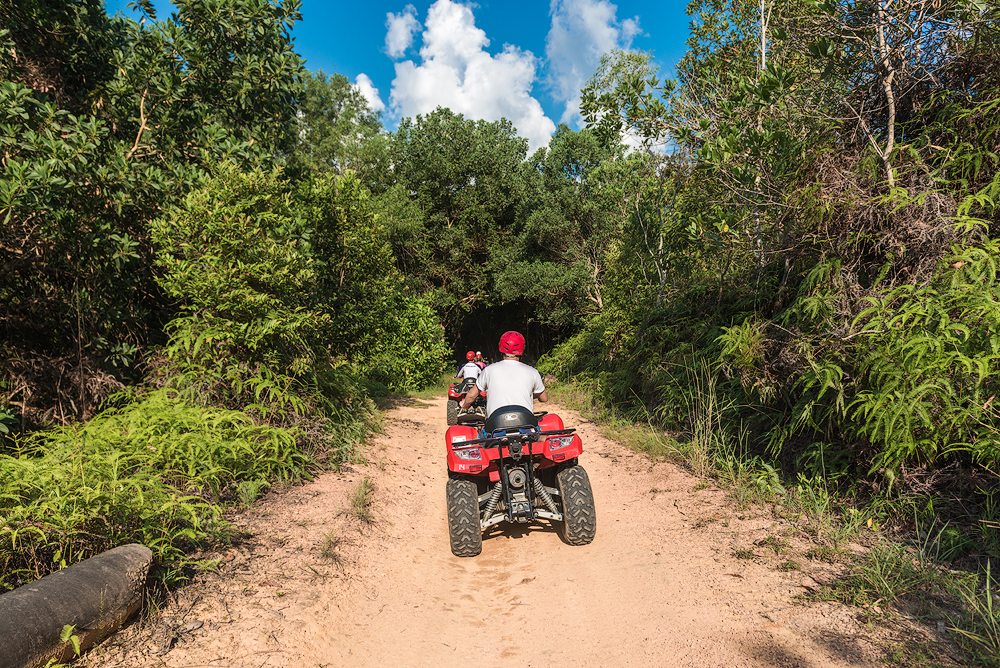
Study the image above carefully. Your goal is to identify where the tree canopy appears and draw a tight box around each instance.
[4,0,1000,557]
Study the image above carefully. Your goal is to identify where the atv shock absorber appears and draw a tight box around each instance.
[532,477,560,515]
[482,481,503,520]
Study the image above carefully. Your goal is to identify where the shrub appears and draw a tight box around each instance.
[0,389,309,590]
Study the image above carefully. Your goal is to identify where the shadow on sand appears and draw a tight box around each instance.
[375,395,435,410]
[484,519,565,544]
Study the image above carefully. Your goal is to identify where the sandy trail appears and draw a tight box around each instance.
[90,396,900,668]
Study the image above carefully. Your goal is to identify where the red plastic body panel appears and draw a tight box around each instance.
[538,413,564,431]
[446,425,481,473]
[445,415,582,478]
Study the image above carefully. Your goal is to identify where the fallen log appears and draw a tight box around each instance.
[0,544,152,668]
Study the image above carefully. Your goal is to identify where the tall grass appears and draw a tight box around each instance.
[949,561,1000,666]
[682,366,1000,662]
[545,378,679,458]
[676,358,744,478]
[349,476,375,524]
[0,389,313,590]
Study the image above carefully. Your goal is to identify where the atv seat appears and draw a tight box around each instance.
[484,405,538,435]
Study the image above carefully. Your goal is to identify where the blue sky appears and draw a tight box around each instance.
[106,0,693,150]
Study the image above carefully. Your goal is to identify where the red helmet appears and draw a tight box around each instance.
[466,351,476,361]
[499,331,525,356]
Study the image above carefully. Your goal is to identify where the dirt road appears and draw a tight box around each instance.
[91,396,900,667]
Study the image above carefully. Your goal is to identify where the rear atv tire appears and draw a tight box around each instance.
[446,476,482,557]
[556,464,597,546]
[446,399,459,426]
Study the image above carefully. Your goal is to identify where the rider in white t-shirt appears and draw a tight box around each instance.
[456,350,481,381]
[461,331,547,417]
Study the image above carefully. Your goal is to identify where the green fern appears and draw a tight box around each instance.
[0,389,312,591]
[848,240,1000,472]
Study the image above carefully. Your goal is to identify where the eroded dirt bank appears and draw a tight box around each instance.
[88,396,920,667]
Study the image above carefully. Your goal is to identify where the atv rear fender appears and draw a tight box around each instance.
[538,413,564,431]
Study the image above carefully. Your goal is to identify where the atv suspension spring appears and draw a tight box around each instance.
[482,481,503,520]
[532,478,559,514]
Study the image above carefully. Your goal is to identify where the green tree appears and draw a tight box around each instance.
[565,0,1000,481]
[153,165,447,397]
[300,171,448,390]
[387,107,529,336]
[0,0,305,424]
[151,165,323,378]
[285,69,388,183]
[494,125,621,331]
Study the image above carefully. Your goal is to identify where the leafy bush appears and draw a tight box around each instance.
[543,231,1000,479]
[152,164,325,375]
[301,173,449,390]
[0,389,309,590]
[850,241,1000,471]
[152,165,447,396]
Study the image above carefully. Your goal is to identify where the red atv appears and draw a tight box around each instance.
[444,405,597,556]
[446,378,486,425]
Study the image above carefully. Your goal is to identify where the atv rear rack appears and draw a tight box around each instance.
[451,428,576,449]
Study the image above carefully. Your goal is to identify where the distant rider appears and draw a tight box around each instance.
[461,331,547,417]
[475,351,486,370]
[456,351,481,381]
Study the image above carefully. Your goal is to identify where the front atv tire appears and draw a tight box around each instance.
[446,399,459,425]
[556,464,596,546]
[446,476,482,557]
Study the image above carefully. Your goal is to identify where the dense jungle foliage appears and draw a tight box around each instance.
[565,0,1000,482]
[3,0,1000,615]
[0,0,449,588]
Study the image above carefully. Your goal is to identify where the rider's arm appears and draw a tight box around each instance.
[535,389,548,403]
[461,385,480,410]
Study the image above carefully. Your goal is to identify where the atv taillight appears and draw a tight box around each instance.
[548,436,575,450]
[453,447,482,460]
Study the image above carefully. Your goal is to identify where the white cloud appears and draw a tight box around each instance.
[385,4,421,59]
[354,73,386,113]
[546,0,641,127]
[388,0,556,152]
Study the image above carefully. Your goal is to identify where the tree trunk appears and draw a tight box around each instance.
[876,0,897,188]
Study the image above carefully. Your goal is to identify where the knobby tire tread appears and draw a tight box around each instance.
[446,476,482,557]
[557,464,597,546]
[446,400,458,426]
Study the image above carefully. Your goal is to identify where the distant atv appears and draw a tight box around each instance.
[446,378,485,425]
[445,405,596,556]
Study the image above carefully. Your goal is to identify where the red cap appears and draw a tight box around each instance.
[466,351,476,361]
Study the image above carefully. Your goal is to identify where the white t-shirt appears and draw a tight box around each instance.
[457,361,481,380]
[476,359,545,417]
